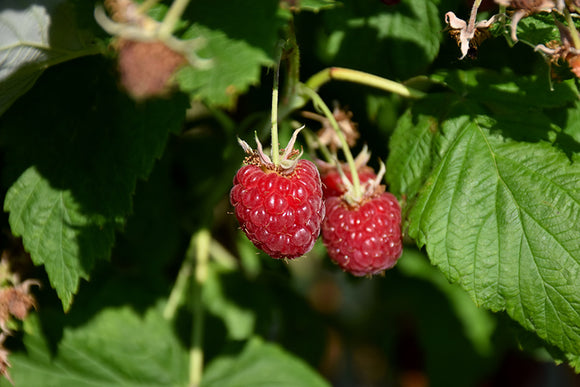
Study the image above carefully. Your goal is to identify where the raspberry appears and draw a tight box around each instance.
[321,167,376,198]
[230,130,325,259]
[322,185,402,276]
[317,146,376,198]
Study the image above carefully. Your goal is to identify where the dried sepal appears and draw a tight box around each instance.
[238,127,305,175]
[0,334,12,385]
[0,279,40,333]
[535,19,580,78]
[445,11,499,59]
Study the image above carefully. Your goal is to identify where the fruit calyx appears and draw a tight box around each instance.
[237,127,305,175]
[341,158,387,208]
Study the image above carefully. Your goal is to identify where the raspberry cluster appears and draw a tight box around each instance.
[230,109,403,276]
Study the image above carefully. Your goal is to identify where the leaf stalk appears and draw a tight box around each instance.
[305,67,426,99]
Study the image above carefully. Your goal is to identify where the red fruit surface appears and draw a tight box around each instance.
[321,167,376,198]
[230,160,325,259]
[322,192,402,276]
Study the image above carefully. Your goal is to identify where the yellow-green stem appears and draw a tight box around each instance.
[138,0,159,13]
[305,67,426,99]
[564,7,580,50]
[158,0,191,39]
[190,229,210,387]
[271,63,281,166]
[283,19,301,104]
[300,85,362,200]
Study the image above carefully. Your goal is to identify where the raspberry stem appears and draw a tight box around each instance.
[564,7,580,50]
[305,67,426,99]
[138,0,159,13]
[158,0,191,39]
[162,228,210,387]
[189,229,210,387]
[271,50,282,166]
[300,84,363,200]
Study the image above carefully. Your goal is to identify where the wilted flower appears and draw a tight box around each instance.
[495,0,564,41]
[445,11,499,59]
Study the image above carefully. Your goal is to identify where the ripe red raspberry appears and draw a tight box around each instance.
[322,192,402,276]
[230,131,325,259]
[321,167,376,198]
[317,146,376,199]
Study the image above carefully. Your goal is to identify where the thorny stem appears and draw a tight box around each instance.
[300,85,362,200]
[305,67,426,99]
[158,0,191,39]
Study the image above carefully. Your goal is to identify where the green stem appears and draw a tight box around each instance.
[162,228,211,386]
[209,238,238,271]
[138,0,160,13]
[305,67,426,99]
[190,229,211,387]
[270,43,286,166]
[282,18,301,107]
[564,7,580,50]
[158,0,191,39]
[300,84,362,200]
[271,61,281,166]
[163,252,194,320]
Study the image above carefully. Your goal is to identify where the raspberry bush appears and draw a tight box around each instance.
[1,0,580,385]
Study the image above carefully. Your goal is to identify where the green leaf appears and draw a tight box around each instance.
[407,114,580,357]
[1,58,187,309]
[176,0,287,108]
[2,307,189,386]
[386,101,441,200]
[201,337,329,387]
[292,0,338,12]
[516,13,560,47]
[316,0,441,79]
[0,0,100,116]
[432,68,579,109]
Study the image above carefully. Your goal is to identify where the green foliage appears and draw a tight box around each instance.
[2,58,188,308]
[176,0,287,108]
[314,0,442,79]
[0,0,101,116]
[1,0,580,385]
[1,307,189,386]
[201,337,329,387]
[388,68,580,361]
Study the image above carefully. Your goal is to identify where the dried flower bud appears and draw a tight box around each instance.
[302,105,360,152]
[117,39,187,100]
